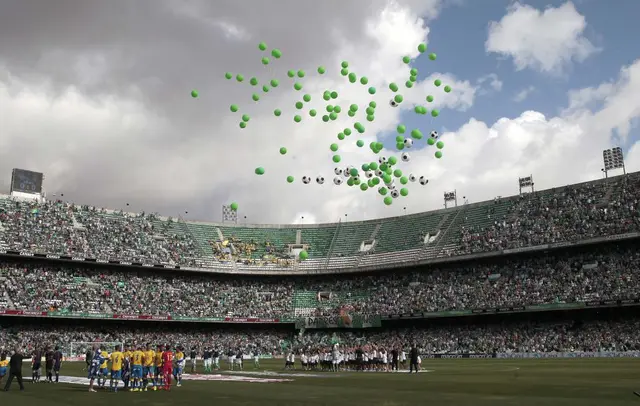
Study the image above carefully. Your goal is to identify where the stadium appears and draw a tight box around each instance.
[1,162,640,405]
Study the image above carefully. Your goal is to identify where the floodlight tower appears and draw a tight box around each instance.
[444,190,457,208]
[602,147,625,178]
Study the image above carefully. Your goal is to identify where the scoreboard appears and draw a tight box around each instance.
[10,168,44,194]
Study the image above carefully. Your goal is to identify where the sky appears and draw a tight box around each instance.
[1,0,639,225]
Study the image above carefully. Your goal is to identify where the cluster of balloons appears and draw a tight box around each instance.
[206,40,454,227]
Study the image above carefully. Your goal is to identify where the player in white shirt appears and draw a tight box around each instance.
[382,350,389,372]
[332,344,340,372]
[400,350,407,369]
[253,351,260,369]
[228,351,236,371]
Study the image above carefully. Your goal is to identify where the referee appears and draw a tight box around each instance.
[3,348,25,391]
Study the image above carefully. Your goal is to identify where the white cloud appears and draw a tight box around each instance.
[2,1,639,225]
[485,2,599,74]
[513,85,535,102]
[477,73,503,93]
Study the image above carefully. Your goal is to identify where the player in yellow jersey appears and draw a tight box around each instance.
[98,349,110,389]
[153,345,164,390]
[109,349,124,392]
[142,344,155,391]
[0,351,9,387]
[131,346,144,391]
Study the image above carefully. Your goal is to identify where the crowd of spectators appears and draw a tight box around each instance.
[1,173,638,268]
[1,243,639,318]
[2,318,640,356]
[457,173,640,255]
[0,200,199,265]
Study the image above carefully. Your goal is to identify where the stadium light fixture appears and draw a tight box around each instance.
[518,175,534,195]
[444,190,457,208]
[602,147,625,178]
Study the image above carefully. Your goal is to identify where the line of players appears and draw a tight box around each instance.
[284,346,422,372]
[86,344,187,393]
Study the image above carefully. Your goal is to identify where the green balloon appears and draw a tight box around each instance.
[382,174,391,184]
[350,104,358,112]
[287,176,294,183]
[294,82,303,91]
[368,87,376,95]
[309,109,317,117]
[258,42,267,51]
[350,168,358,176]
[348,72,357,81]
[334,105,342,113]
[330,91,338,99]
[329,112,338,120]
[230,202,239,211]
[405,80,413,88]
[444,85,452,93]
[393,169,402,177]
[330,143,339,152]
[429,53,437,61]
[271,49,282,58]
[366,115,375,122]
[295,101,303,109]
[388,156,397,165]
[400,176,408,185]
[250,77,259,86]
[299,250,308,260]
[426,95,434,102]
[431,109,439,117]
[236,74,244,82]
[356,140,364,147]
[270,79,279,87]
[323,92,331,101]
[414,106,422,114]
[379,187,388,196]
[410,75,417,83]
[362,163,370,171]
[287,70,295,78]
[402,56,410,64]
[434,79,442,87]
[191,90,199,98]
[341,68,349,76]
[347,178,354,186]
[318,66,326,74]
[366,107,374,115]
[400,188,408,197]
[435,151,443,159]
[252,94,260,101]
[360,77,369,85]
[360,183,368,191]
[411,129,423,139]
[396,143,404,150]
[418,43,427,53]
[368,162,377,171]
[279,147,287,155]
[436,141,444,149]
[326,105,334,113]
[255,167,265,175]
[303,94,311,102]
[230,104,238,112]
[341,61,349,68]
[224,72,232,80]
[261,57,270,65]
[337,133,345,140]
[410,68,418,76]
[389,83,399,92]
[294,115,302,123]
[384,196,393,205]
[239,122,246,129]
[262,85,270,93]
[297,70,305,78]
[427,137,436,146]
[369,101,377,108]
[322,115,330,122]
[333,155,341,163]
[274,109,282,116]
[344,128,352,136]
[242,114,250,122]
[395,136,404,142]
[394,94,403,103]
[397,125,406,134]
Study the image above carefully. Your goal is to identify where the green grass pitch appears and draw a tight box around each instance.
[3,358,640,406]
